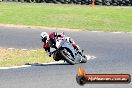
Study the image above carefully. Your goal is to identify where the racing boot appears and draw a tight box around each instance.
[48,52,52,57]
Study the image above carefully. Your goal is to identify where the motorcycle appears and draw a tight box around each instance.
[49,39,88,65]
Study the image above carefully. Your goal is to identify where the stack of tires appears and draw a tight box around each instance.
[2,0,25,2]
[103,0,132,6]
[2,0,132,6]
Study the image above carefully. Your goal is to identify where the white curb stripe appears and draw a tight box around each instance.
[0,65,31,70]
[91,31,104,33]
[8,48,14,50]
[89,31,104,33]
[21,49,28,51]
[111,32,122,34]
[31,50,37,51]
[91,31,99,32]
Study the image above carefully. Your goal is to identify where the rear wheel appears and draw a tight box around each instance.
[53,53,61,61]
[60,49,75,65]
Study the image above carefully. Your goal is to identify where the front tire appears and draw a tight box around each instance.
[60,49,75,65]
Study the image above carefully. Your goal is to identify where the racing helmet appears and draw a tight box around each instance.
[40,32,49,42]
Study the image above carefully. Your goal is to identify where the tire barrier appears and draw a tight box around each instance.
[1,0,132,6]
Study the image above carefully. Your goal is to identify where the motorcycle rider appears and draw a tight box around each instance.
[40,32,85,58]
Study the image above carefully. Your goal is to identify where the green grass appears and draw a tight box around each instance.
[0,2,132,32]
[0,48,54,67]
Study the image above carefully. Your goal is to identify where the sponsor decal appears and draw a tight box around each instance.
[76,67,131,85]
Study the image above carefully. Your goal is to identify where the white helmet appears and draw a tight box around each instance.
[40,32,49,42]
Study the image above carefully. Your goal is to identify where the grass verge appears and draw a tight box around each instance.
[0,48,54,67]
[0,2,132,32]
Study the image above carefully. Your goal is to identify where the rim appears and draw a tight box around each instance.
[62,49,74,61]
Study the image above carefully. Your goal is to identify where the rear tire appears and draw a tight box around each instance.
[60,49,75,65]
[53,53,61,61]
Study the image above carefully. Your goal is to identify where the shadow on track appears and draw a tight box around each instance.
[25,61,72,66]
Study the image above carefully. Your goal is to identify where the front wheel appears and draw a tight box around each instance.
[60,49,75,65]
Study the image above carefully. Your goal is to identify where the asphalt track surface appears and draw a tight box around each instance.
[0,26,132,88]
